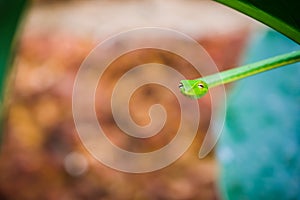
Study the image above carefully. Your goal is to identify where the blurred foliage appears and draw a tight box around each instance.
[0,0,27,117]
[217,30,300,199]
[215,0,300,44]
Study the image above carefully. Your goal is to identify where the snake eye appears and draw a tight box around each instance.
[179,83,183,88]
[198,84,204,88]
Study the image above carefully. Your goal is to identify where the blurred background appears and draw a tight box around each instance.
[0,0,264,199]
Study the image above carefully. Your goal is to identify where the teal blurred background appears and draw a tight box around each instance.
[217,30,300,200]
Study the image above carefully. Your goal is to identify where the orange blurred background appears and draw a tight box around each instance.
[0,1,263,199]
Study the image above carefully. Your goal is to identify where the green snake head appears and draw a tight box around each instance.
[179,79,208,99]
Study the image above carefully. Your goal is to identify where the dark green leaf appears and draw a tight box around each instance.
[214,0,300,44]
